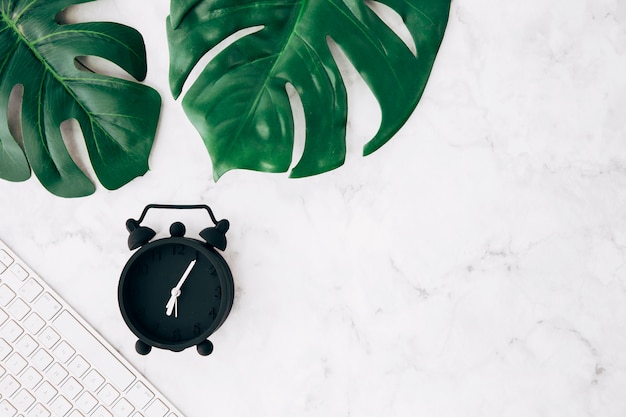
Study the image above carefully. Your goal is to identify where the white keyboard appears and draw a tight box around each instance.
[0,239,184,417]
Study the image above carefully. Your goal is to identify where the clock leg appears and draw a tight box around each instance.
[135,340,152,355]
[197,340,214,356]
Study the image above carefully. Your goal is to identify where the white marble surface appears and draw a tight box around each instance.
[2,0,626,415]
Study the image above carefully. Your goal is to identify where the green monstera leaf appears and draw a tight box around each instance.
[168,0,450,179]
[0,0,161,197]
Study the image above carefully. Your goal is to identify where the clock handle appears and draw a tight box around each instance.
[131,204,223,226]
[127,204,229,250]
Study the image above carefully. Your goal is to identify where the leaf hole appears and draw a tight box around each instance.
[285,82,306,172]
[178,25,264,99]
[365,1,417,57]
[55,2,122,25]
[60,119,97,185]
[326,37,382,162]
[74,56,137,82]
[7,84,24,150]
[57,4,146,82]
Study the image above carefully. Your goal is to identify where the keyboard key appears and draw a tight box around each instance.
[98,383,120,406]
[38,327,60,348]
[5,352,28,374]
[0,309,8,325]
[45,362,69,385]
[13,388,36,411]
[23,312,46,334]
[112,398,134,417]
[127,381,154,409]
[61,376,83,399]
[0,284,16,306]
[33,293,62,320]
[8,298,31,320]
[53,340,76,363]
[34,381,57,404]
[83,369,105,391]
[0,338,12,360]
[31,349,54,371]
[54,311,135,390]
[1,320,24,342]
[0,374,21,397]
[93,405,114,417]
[16,334,38,356]
[0,249,13,267]
[50,395,72,415]
[10,263,29,281]
[19,367,43,390]
[19,278,44,302]
[68,355,90,377]
[27,403,52,417]
[69,410,86,417]
[144,399,169,417]
[76,391,98,413]
[0,399,17,417]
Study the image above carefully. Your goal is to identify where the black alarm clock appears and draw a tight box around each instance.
[118,204,234,356]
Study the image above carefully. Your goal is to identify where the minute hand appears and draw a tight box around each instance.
[165,259,196,316]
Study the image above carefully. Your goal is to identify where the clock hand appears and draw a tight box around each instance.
[165,259,196,317]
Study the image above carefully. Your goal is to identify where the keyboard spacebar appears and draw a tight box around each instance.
[53,310,135,391]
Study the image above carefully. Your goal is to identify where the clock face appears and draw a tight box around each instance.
[119,238,232,350]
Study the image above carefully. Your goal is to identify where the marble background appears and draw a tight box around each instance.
[2,0,626,416]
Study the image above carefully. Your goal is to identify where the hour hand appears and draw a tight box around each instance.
[165,288,180,317]
[165,259,196,317]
